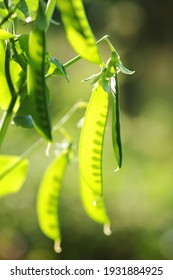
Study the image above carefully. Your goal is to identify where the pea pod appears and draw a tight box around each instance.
[57,0,102,65]
[37,149,69,253]
[81,176,111,234]
[27,27,52,141]
[111,74,122,168]
[79,82,110,229]
[79,82,109,195]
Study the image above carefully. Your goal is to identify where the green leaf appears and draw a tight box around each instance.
[111,74,122,168]
[25,0,39,21]
[0,29,13,40]
[0,40,11,110]
[57,0,102,65]
[37,149,69,253]
[79,82,109,195]
[0,155,28,198]
[46,56,69,81]
[11,0,39,22]
[10,60,25,93]
[16,34,29,53]
[101,77,110,93]
[13,94,34,128]
[13,115,33,128]
[11,35,29,72]
[0,1,8,18]
[118,61,135,75]
[81,176,111,233]
[27,26,52,141]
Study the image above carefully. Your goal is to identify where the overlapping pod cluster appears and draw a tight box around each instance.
[79,51,134,234]
[0,0,134,252]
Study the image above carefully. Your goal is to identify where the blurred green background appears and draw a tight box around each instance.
[1,0,173,260]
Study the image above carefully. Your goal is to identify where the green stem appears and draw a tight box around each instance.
[0,3,19,27]
[5,43,16,97]
[0,42,17,149]
[21,101,87,159]
[64,35,109,69]
[0,97,17,148]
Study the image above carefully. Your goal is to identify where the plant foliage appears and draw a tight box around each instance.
[0,0,134,252]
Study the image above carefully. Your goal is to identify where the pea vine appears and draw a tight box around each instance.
[0,0,134,253]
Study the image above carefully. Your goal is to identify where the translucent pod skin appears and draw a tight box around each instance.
[57,0,102,65]
[37,150,69,252]
[80,176,111,230]
[79,82,111,230]
[27,28,52,141]
[79,82,109,195]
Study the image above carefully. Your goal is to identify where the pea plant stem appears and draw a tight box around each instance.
[21,101,87,159]
[63,35,110,69]
[0,42,17,149]
[0,97,17,148]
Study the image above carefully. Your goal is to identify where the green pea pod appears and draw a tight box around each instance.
[111,74,122,168]
[81,176,111,235]
[37,149,69,253]
[27,27,52,141]
[79,82,109,195]
[57,0,102,65]
[79,82,110,230]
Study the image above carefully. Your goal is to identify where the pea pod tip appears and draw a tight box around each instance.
[54,240,62,254]
[103,224,112,236]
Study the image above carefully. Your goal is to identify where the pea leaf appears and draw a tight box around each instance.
[11,0,39,22]
[79,82,109,195]
[10,60,25,93]
[0,1,8,18]
[13,93,34,128]
[13,115,33,128]
[0,29,13,40]
[46,56,69,81]
[57,0,102,65]
[11,35,29,72]
[37,149,69,253]
[118,61,135,75]
[0,155,28,198]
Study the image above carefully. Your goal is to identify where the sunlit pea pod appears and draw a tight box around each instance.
[57,0,102,65]
[79,82,111,231]
[37,149,69,253]
[79,82,109,195]
[80,176,111,236]
[27,28,52,141]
